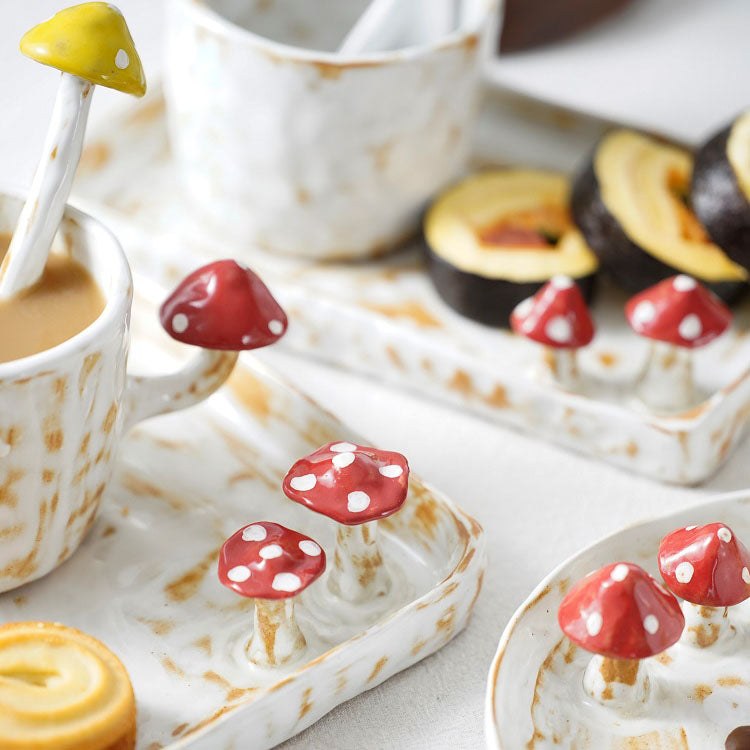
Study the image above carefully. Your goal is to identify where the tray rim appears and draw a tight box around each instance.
[483,487,750,750]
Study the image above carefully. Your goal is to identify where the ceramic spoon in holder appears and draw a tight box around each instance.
[625,275,732,412]
[0,3,146,299]
[558,562,685,711]
[283,442,410,605]
[659,522,750,650]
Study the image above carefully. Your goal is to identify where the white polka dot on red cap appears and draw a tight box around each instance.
[550,275,574,289]
[545,316,572,344]
[299,540,321,556]
[742,567,750,584]
[514,297,534,319]
[673,275,697,292]
[718,527,732,543]
[332,452,355,469]
[679,314,702,340]
[259,544,283,559]
[272,572,301,592]
[227,565,251,583]
[347,491,370,512]
[331,442,357,453]
[675,561,694,583]
[242,525,267,542]
[610,564,629,582]
[585,612,603,636]
[631,300,656,330]
[268,319,284,335]
[290,474,316,491]
[172,313,188,333]
[643,615,659,634]
[379,465,403,478]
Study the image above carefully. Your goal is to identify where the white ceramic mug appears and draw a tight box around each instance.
[164,0,499,260]
[0,190,236,593]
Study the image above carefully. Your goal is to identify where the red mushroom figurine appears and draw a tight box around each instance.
[625,275,731,412]
[510,275,594,388]
[283,441,409,603]
[658,522,750,649]
[218,521,325,667]
[148,260,287,415]
[558,562,684,707]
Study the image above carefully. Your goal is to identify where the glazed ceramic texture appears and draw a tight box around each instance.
[485,492,750,749]
[163,0,498,259]
[0,281,486,748]
[0,191,239,593]
[73,92,750,484]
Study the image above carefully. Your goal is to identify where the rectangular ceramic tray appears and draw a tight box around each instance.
[0,279,485,750]
[72,90,750,485]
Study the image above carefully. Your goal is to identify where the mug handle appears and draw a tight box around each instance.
[123,349,238,432]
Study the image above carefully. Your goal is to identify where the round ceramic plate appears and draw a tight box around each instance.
[485,490,750,749]
[486,0,750,145]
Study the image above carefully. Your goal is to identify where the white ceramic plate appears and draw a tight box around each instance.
[0,278,485,750]
[485,490,750,749]
[71,91,750,485]
[486,0,750,146]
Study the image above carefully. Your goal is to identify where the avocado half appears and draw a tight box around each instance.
[571,130,747,304]
[692,112,750,273]
[424,169,598,327]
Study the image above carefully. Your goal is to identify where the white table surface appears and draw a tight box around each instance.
[2,3,750,749]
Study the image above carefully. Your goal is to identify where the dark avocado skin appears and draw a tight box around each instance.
[692,122,750,272]
[571,159,746,305]
[426,246,596,328]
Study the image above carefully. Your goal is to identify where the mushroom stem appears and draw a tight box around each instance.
[0,73,92,299]
[582,655,649,707]
[637,341,694,412]
[328,522,390,603]
[543,347,579,389]
[247,598,306,667]
[682,602,734,649]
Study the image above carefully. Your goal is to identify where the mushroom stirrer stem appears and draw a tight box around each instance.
[558,562,684,710]
[0,3,146,299]
[625,275,731,412]
[283,442,410,603]
[510,276,594,390]
[659,522,750,649]
[218,522,325,667]
[145,260,287,423]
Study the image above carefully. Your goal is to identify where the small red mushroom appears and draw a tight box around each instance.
[625,275,732,412]
[283,441,409,602]
[510,275,594,388]
[218,521,325,667]
[148,260,287,416]
[658,522,750,649]
[559,562,684,706]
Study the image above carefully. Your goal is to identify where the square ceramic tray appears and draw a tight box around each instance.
[72,90,750,485]
[485,491,750,749]
[0,278,485,750]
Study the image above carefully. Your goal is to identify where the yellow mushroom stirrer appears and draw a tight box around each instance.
[0,2,145,299]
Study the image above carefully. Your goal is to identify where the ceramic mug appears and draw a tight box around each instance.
[0,190,236,594]
[164,0,499,260]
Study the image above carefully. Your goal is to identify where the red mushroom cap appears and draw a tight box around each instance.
[510,276,594,349]
[218,521,325,600]
[282,442,409,526]
[160,260,287,350]
[558,562,685,660]
[625,275,731,348]
[658,523,750,607]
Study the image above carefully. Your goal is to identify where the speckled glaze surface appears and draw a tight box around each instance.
[163,0,498,259]
[0,277,485,749]
[0,190,239,593]
[485,491,750,750]
[73,92,750,485]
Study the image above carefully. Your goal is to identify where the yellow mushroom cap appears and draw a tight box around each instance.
[20,2,146,97]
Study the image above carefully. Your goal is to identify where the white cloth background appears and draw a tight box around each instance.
[1,3,749,748]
